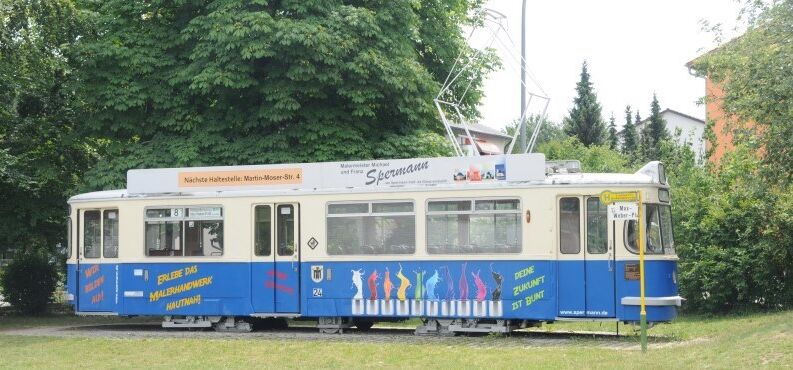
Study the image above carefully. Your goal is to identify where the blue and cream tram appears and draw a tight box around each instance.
[65,154,682,333]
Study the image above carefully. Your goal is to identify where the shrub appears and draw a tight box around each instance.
[536,137,629,173]
[0,251,58,314]
[666,144,793,312]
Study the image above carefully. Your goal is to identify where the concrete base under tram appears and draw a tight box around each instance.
[161,316,253,332]
[415,318,540,336]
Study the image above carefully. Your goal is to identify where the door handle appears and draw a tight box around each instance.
[608,253,614,272]
[608,240,614,272]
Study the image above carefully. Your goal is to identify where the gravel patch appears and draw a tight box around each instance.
[0,322,675,350]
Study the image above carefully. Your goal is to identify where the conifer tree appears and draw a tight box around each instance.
[635,110,651,162]
[645,93,670,160]
[607,113,619,150]
[620,105,638,156]
[562,61,607,146]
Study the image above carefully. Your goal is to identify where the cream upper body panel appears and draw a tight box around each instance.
[67,180,673,264]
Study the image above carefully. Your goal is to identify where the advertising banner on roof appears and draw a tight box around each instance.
[127,153,545,194]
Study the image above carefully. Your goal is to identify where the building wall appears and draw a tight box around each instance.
[706,78,732,164]
[636,110,706,162]
[705,77,759,164]
[662,112,707,162]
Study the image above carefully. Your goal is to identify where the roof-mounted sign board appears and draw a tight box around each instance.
[127,153,546,194]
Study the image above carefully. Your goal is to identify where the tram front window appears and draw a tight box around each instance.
[646,205,663,254]
[624,204,675,255]
[659,205,675,254]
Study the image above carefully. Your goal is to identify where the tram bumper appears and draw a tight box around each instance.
[619,295,684,322]
[620,295,684,307]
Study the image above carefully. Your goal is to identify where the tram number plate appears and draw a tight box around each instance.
[625,263,640,280]
[312,288,323,297]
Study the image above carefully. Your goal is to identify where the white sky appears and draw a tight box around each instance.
[472,0,745,131]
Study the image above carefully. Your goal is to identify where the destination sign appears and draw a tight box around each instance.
[608,202,639,221]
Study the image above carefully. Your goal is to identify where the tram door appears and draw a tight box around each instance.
[557,197,616,318]
[251,203,301,313]
[583,197,616,318]
[76,209,119,313]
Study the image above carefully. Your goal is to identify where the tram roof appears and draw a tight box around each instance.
[70,155,665,202]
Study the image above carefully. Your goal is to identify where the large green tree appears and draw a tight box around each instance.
[620,105,638,156]
[562,61,606,146]
[692,0,793,186]
[76,0,492,190]
[0,0,93,254]
[679,0,793,312]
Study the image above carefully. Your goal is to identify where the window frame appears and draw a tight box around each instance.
[558,197,582,255]
[253,204,273,257]
[276,204,296,257]
[623,203,675,255]
[102,209,120,258]
[325,200,416,256]
[425,197,522,255]
[143,205,224,258]
[83,210,102,259]
[659,204,675,254]
[585,197,608,255]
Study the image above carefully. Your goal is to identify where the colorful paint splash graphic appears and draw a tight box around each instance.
[383,267,394,301]
[441,266,455,300]
[351,269,364,299]
[413,270,424,300]
[490,263,503,301]
[350,263,506,303]
[459,262,469,301]
[425,270,441,300]
[472,270,487,302]
[368,270,379,301]
[396,264,411,301]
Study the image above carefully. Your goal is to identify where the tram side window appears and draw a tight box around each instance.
[254,205,272,256]
[146,221,182,256]
[586,198,607,254]
[624,204,674,254]
[145,207,223,257]
[559,197,580,254]
[103,210,119,258]
[426,199,521,254]
[277,205,295,256]
[327,201,415,255]
[84,211,101,258]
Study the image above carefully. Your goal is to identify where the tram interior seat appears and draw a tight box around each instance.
[148,249,177,257]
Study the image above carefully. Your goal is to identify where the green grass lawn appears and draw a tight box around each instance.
[0,311,791,369]
[0,314,157,331]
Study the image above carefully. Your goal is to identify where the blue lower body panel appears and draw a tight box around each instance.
[65,259,678,322]
[615,260,679,322]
